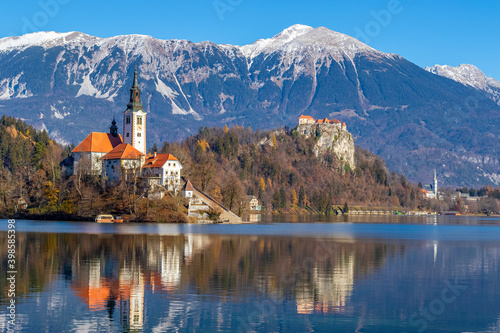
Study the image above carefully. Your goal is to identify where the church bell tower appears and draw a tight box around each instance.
[123,67,147,154]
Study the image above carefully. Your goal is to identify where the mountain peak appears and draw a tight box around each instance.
[0,31,97,51]
[274,24,314,40]
[426,64,500,103]
[239,24,377,59]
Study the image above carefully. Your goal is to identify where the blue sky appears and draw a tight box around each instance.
[1,0,499,79]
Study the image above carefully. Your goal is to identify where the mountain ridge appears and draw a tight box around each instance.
[0,25,499,186]
[425,64,500,105]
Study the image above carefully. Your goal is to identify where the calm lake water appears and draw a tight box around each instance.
[1,215,500,332]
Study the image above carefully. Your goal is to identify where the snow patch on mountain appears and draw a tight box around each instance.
[50,105,70,120]
[155,75,178,99]
[426,64,500,105]
[0,73,32,100]
[76,74,99,97]
[0,31,98,51]
[170,100,203,120]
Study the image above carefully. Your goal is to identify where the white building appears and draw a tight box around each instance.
[423,169,440,199]
[102,143,145,184]
[71,127,123,175]
[142,153,182,191]
[182,180,194,199]
[298,115,315,124]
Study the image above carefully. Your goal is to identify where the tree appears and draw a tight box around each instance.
[259,177,266,192]
[312,189,331,214]
[271,134,277,150]
[298,186,305,208]
[42,181,59,210]
[210,186,223,203]
[343,202,349,214]
[279,187,287,209]
[291,189,298,207]
[272,190,281,210]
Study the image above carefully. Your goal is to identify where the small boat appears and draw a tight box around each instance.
[113,216,124,223]
[95,214,123,223]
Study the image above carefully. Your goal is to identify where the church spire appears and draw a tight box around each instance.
[109,116,118,137]
[126,66,143,112]
[132,65,139,89]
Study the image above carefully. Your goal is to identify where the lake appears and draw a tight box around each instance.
[1,215,500,332]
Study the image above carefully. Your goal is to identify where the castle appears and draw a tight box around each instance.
[60,68,182,192]
[298,115,347,133]
[297,115,355,170]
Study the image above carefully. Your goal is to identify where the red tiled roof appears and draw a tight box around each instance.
[299,115,315,120]
[142,153,178,169]
[72,132,123,153]
[342,122,346,126]
[101,143,144,160]
[332,119,341,124]
[184,180,194,191]
[420,189,429,194]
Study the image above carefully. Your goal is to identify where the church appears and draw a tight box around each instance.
[60,68,182,190]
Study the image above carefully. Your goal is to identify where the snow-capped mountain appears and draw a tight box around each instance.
[426,64,500,105]
[0,25,500,186]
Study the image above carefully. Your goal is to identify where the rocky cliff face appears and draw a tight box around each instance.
[297,123,355,171]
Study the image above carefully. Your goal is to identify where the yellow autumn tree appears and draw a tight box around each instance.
[271,134,277,149]
[267,178,272,188]
[43,181,59,208]
[259,177,266,191]
[291,189,298,207]
[224,124,229,133]
[197,139,209,152]
[210,185,223,203]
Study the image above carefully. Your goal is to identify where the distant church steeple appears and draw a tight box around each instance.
[109,116,118,137]
[434,169,438,200]
[123,66,147,154]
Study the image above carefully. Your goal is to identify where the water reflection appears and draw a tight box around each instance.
[1,227,500,332]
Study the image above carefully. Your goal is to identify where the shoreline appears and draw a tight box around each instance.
[2,211,496,225]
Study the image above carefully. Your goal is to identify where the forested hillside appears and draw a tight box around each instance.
[158,125,422,214]
[2,117,497,220]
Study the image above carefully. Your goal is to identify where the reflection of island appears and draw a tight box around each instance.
[71,258,114,311]
[0,232,402,331]
[120,263,144,331]
[71,256,146,331]
[296,252,355,314]
[4,231,500,332]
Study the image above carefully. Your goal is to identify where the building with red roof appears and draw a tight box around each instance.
[102,143,145,184]
[142,153,183,191]
[297,115,346,136]
[71,118,123,174]
[61,70,186,194]
[299,115,315,124]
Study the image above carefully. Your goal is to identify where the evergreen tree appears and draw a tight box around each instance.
[279,187,287,209]
[298,186,305,208]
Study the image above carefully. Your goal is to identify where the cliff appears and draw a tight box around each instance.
[297,121,356,171]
